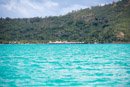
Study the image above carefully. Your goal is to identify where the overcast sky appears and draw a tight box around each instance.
[0,0,119,18]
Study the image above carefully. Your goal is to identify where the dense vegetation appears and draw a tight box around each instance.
[0,0,130,43]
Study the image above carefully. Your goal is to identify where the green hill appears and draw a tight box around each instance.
[0,0,130,43]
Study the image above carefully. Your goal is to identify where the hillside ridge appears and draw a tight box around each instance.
[0,0,130,44]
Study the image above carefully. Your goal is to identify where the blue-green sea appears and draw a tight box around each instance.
[0,44,130,87]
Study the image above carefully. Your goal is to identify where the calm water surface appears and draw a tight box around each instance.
[0,44,130,87]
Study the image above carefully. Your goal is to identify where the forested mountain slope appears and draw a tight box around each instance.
[0,0,130,43]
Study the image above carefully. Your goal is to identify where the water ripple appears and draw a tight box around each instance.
[0,44,130,86]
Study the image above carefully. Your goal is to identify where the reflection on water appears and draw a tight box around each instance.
[0,44,130,86]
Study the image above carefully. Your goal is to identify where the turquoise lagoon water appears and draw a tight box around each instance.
[0,44,130,87]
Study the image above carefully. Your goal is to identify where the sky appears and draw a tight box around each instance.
[0,0,119,18]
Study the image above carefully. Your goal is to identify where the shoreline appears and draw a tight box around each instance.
[0,42,130,44]
[0,41,130,44]
[48,41,84,44]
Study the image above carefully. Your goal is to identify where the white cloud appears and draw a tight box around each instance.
[1,0,59,18]
[0,0,117,18]
[0,0,88,18]
[44,0,59,8]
